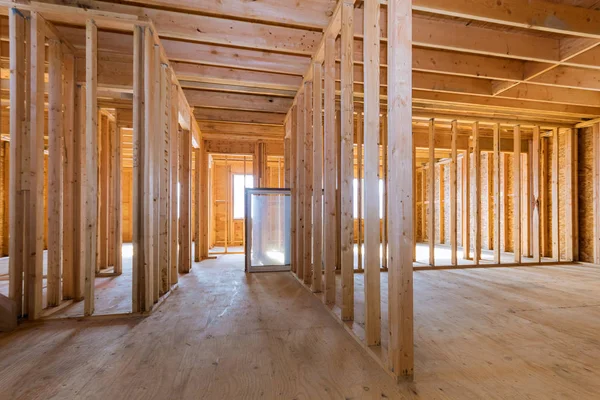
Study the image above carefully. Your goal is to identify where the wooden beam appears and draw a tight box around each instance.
[184,89,292,114]
[513,126,522,263]
[450,120,458,266]
[8,7,26,317]
[473,122,481,264]
[312,62,323,293]
[532,126,541,263]
[324,36,337,304]
[551,128,560,261]
[364,0,381,347]
[340,1,354,322]
[387,0,413,381]
[47,38,63,307]
[428,119,435,266]
[84,18,98,316]
[493,123,501,264]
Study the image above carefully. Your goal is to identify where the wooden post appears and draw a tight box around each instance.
[412,144,416,262]
[152,44,161,302]
[473,122,481,264]
[84,18,98,316]
[514,126,522,263]
[487,154,494,251]
[324,36,336,303]
[593,123,600,264]
[200,142,209,260]
[99,114,110,270]
[493,124,501,264]
[450,121,458,266]
[47,38,63,307]
[296,92,305,280]
[565,128,575,261]
[462,146,470,260]
[357,114,363,271]
[552,128,560,261]
[112,117,123,275]
[364,0,381,347]
[158,68,170,294]
[73,85,86,302]
[180,129,192,273]
[312,62,323,293]
[290,108,297,274]
[194,147,201,262]
[8,8,26,317]
[382,116,388,270]
[439,164,445,244]
[170,80,179,284]
[62,51,75,299]
[304,81,313,285]
[132,25,151,313]
[387,0,413,381]
[532,126,541,263]
[540,136,549,258]
[340,0,354,321]
[428,119,435,266]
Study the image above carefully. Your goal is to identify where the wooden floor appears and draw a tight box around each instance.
[1,255,599,399]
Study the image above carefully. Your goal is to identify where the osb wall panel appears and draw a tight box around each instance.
[577,127,594,262]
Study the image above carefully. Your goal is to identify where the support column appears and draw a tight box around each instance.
[194,147,201,262]
[304,81,313,285]
[159,67,170,292]
[428,120,435,266]
[532,126,541,263]
[450,121,458,266]
[312,62,323,293]
[73,84,86,302]
[514,126,522,263]
[565,128,575,261]
[112,116,123,275]
[180,128,192,273]
[170,80,179,284]
[296,92,305,280]
[340,0,354,321]
[387,0,413,381]
[84,18,98,316]
[98,114,110,271]
[8,8,26,317]
[47,38,63,307]
[290,107,297,274]
[473,122,481,264]
[323,36,336,303]
[552,128,560,261]
[364,0,381,347]
[493,124,501,264]
[462,147,470,260]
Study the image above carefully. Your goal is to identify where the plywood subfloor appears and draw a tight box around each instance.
[332,262,600,399]
[1,254,599,399]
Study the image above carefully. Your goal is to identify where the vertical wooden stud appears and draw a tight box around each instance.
[428,119,435,266]
[493,124,501,264]
[532,126,541,263]
[296,92,305,280]
[514,126,522,263]
[324,37,336,303]
[552,128,560,261]
[450,121,458,266]
[312,62,323,293]
[304,81,313,285]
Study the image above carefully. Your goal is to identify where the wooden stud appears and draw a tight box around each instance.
[296,92,305,280]
[357,113,363,271]
[312,62,323,293]
[132,25,150,313]
[514,126,522,263]
[532,126,541,263]
[593,123,600,264]
[84,18,98,316]
[194,149,201,263]
[290,107,297,274]
[565,128,575,261]
[412,142,416,262]
[180,128,192,273]
[381,116,388,270]
[450,120,458,266]
[324,37,336,304]
[439,164,445,244]
[304,80,313,285]
[340,1,354,322]
[487,153,494,252]
[159,67,170,293]
[170,79,179,284]
[540,136,549,258]
[47,38,63,307]
[493,124,501,264]
[112,117,123,275]
[200,141,209,260]
[502,153,509,253]
[428,119,435,266]
[364,0,381,346]
[8,8,26,317]
[73,84,86,302]
[99,114,110,270]
[462,145,470,260]
[552,128,560,261]
[152,44,161,302]
[473,122,481,264]
[387,0,414,381]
